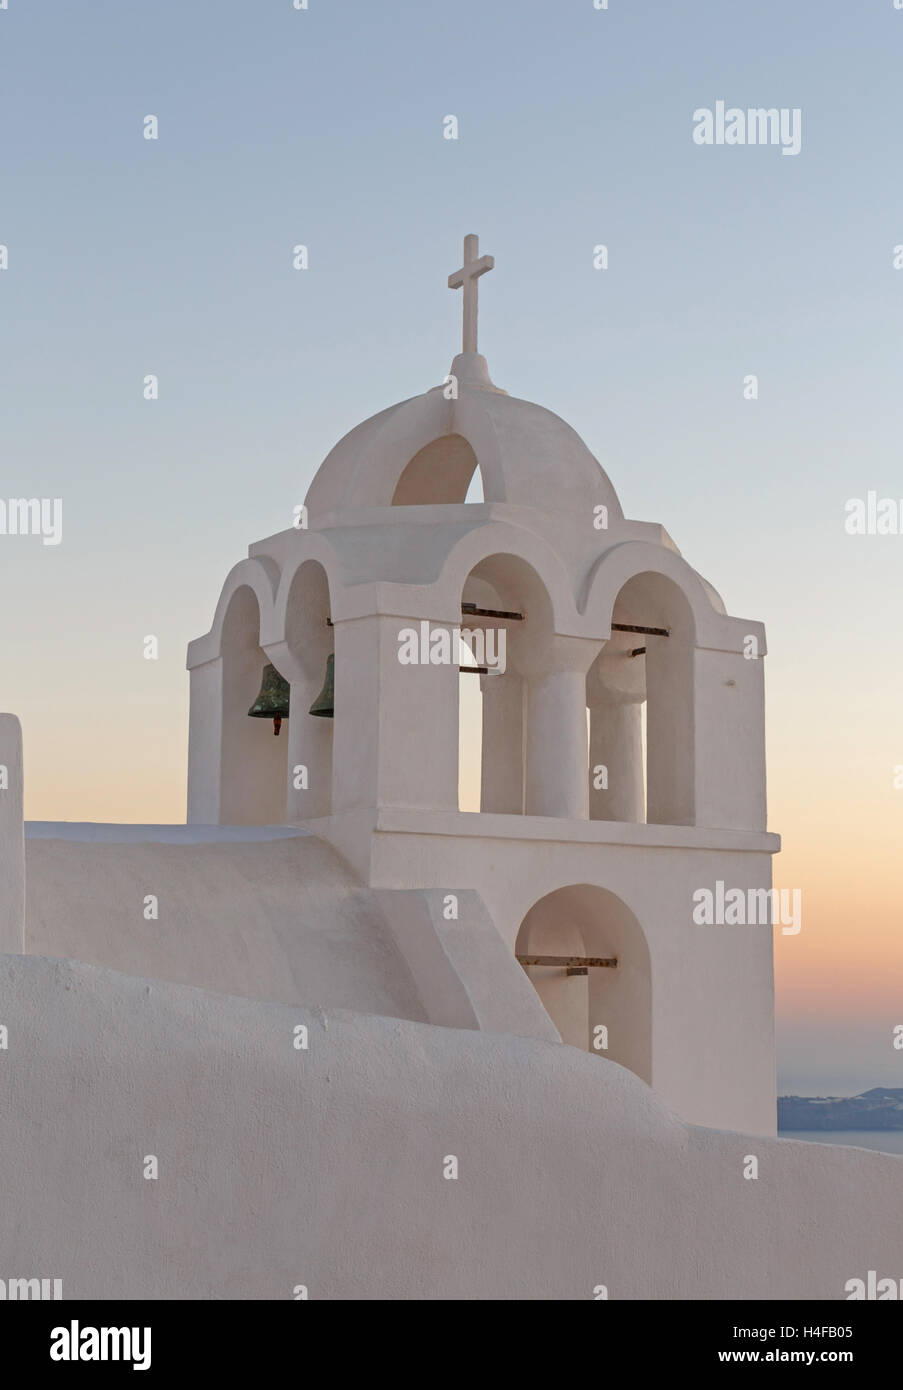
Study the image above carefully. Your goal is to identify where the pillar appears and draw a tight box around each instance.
[332,613,459,812]
[285,680,333,819]
[524,638,600,819]
[645,630,695,826]
[187,648,287,826]
[264,640,333,821]
[480,672,524,813]
[220,644,286,825]
[0,714,25,953]
[186,660,223,824]
[588,697,645,822]
[692,645,766,830]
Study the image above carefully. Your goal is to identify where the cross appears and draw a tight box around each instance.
[448,234,494,355]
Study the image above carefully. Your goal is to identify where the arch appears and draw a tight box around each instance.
[344,393,464,510]
[269,534,340,643]
[303,400,409,518]
[515,883,652,1084]
[274,559,334,819]
[456,552,561,816]
[304,383,623,520]
[282,559,333,682]
[187,557,279,668]
[587,570,697,827]
[337,389,511,512]
[438,521,578,636]
[219,583,287,825]
[580,541,719,643]
[454,389,621,517]
[392,434,480,506]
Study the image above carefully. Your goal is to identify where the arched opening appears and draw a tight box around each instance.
[220,585,287,825]
[283,559,334,819]
[457,553,555,814]
[587,571,696,826]
[457,630,483,812]
[515,884,651,1084]
[464,468,484,504]
[391,434,482,505]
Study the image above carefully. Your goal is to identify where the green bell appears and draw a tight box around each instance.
[308,652,334,718]
[247,663,291,735]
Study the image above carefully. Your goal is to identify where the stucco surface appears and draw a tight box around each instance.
[0,716,24,953]
[0,953,900,1300]
[24,828,426,1021]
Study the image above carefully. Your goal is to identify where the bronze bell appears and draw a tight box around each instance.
[247,663,290,735]
[308,652,334,718]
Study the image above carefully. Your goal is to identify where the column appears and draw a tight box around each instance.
[332,613,459,813]
[186,659,223,823]
[0,713,24,952]
[524,638,600,819]
[588,696,645,822]
[480,671,524,813]
[645,630,695,826]
[285,680,333,819]
[692,645,766,831]
[220,644,286,825]
[265,640,333,821]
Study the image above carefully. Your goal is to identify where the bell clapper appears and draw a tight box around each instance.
[273,715,282,736]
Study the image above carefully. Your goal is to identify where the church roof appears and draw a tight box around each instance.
[304,237,624,523]
[304,352,624,521]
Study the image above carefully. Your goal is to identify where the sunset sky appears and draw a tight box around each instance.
[1,0,901,1097]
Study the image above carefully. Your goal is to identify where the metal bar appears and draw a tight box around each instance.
[516,955,618,969]
[461,603,524,621]
[630,646,646,658]
[611,623,669,636]
[459,666,488,674]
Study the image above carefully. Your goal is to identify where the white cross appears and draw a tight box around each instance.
[448,234,494,355]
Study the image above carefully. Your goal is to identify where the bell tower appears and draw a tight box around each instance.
[186,236,780,1136]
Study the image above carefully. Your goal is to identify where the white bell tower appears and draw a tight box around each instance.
[187,236,780,1135]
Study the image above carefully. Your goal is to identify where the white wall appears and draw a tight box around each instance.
[1,954,899,1300]
[357,811,778,1135]
[24,827,425,1023]
[0,715,24,953]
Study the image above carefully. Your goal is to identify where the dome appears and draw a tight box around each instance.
[304,350,624,523]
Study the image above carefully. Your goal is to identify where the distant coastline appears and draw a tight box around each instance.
[778,1087,903,1131]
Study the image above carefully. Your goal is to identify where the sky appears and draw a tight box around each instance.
[1,0,902,1098]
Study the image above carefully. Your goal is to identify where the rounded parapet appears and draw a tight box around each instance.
[186,556,280,668]
[303,379,623,523]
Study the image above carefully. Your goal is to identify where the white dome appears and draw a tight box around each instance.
[305,352,623,523]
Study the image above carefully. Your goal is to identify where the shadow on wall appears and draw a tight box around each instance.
[392,433,482,505]
[515,883,651,1085]
[588,570,696,828]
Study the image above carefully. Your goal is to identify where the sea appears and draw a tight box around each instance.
[779,1130,903,1155]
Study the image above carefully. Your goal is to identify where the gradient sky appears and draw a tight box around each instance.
[1,0,902,1097]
